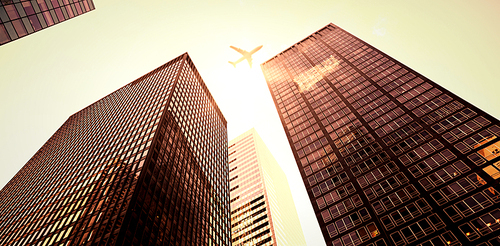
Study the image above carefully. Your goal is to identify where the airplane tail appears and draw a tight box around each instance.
[228,61,236,68]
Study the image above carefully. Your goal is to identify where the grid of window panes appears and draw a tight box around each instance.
[165,55,230,246]
[0,53,230,246]
[0,0,95,45]
[229,132,276,246]
[261,23,500,246]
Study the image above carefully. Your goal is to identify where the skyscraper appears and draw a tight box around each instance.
[261,23,500,246]
[0,53,230,246]
[0,0,95,45]
[229,128,306,246]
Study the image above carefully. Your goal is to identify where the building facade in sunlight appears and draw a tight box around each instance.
[229,128,306,246]
[0,53,230,246]
[0,0,95,45]
[261,23,500,246]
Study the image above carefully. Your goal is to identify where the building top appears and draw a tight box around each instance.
[262,23,336,65]
[72,53,227,126]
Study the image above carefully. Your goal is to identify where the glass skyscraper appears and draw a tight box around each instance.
[261,23,500,246]
[0,53,230,245]
[229,128,306,246]
[0,0,95,45]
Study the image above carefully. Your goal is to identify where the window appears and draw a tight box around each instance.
[351,155,391,176]
[399,144,442,166]
[305,154,341,177]
[468,152,487,166]
[327,196,363,222]
[326,223,338,238]
[372,201,385,215]
[322,186,348,207]
[483,163,500,179]
[418,163,463,190]
[489,125,500,135]
[12,19,27,37]
[454,142,471,154]
[463,129,497,150]
[397,217,438,243]
[458,209,500,240]
[483,187,500,203]
[454,192,493,217]
[343,143,382,166]
[477,140,500,161]
[459,223,479,241]
[316,172,348,194]
[345,182,357,195]
[335,211,362,234]
[390,231,405,245]
[442,231,461,245]
[382,203,423,230]
[375,185,417,214]
[418,236,448,246]
[475,116,491,127]
[444,206,462,222]
[338,134,375,157]
[380,215,395,230]
[430,175,480,205]
[357,164,394,188]
[364,174,408,200]
[415,198,431,213]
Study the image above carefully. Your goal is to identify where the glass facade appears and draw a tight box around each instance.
[0,53,230,246]
[261,23,500,246]
[229,129,306,246]
[0,0,95,45]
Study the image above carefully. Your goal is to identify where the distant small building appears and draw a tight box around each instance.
[0,0,95,45]
[229,128,306,246]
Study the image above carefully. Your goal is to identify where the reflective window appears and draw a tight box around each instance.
[0,24,10,44]
[477,141,500,161]
[4,5,19,19]
[483,162,500,179]
[28,15,42,31]
[22,2,35,15]
[11,19,27,37]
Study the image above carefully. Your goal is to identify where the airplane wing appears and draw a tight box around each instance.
[229,56,246,67]
[233,56,246,65]
[249,45,263,55]
[230,46,248,56]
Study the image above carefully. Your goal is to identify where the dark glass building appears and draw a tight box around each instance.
[261,23,500,246]
[0,0,95,45]
[0,53,230,246]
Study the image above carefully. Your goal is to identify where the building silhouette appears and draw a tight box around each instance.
[229,128,306,246]
[0,0,95,45]
[0,53,230,245]
[261,23,500,246]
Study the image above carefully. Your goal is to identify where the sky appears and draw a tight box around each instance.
[1,0,500,245]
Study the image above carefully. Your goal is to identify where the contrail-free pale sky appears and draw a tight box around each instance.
[1,1,499,245]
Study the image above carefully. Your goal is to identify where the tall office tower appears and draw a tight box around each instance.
[0,0,95,45]
[229,128,306,246]
[0,53,230,246]
[261,23,500,246]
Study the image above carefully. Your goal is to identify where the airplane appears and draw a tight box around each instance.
[228,45,263,68]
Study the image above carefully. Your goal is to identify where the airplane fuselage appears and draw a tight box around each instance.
[229,45,263,68]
